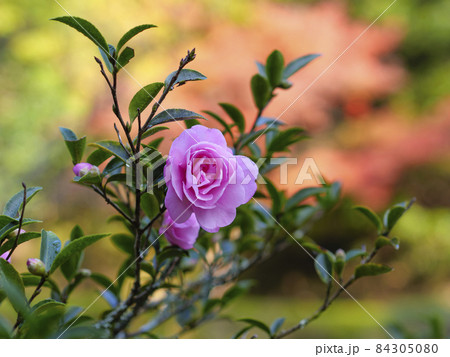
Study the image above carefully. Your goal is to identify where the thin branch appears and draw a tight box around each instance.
[91,185,133,223]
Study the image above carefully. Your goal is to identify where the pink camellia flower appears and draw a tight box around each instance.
[73,162,98,177]
[159,211,200,250]
[0,252,11,263]
[164,125,258,233]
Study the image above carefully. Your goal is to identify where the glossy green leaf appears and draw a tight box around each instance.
[255,61,266,77]
[61,225,85,281]
[283,53,321,79]
[52,17,109,54]
[86,149,112,166]
[345,248,367,262]
[383,204,407,233]
[0,219,41,241]
[0,259,28,315]
[117,24,157,52]
[111,233,134,255]
[184,119,200,129]
[264,178,282,216]
[139,126,169,142]
[266,50,284,87]
[129,82,164,122]
[267,127,307,153]
[3,186,42,218]
[90,273,118,297]
[117,46,135,69]
[89,141,130,162]
[165,69,207,88]
[150,109,206,127]
[219,103,245,133]
[238,318,271,336]
[98,44,115,73]
[355,263,393,279]
[314,253,333,284]
[255,116,285,127]
[50,234,110,274]
[270,317,285,336]
[286,187,327,211]
[141,192,160,220]
[251,74,270,110]
[375,236,400,250]
[40,230,62,272]
[0,232,40,256]
[157,246,188,265]
[354,206,382,233]
[202,110,234,139]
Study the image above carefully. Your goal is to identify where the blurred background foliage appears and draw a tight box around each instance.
[0,0,449,338]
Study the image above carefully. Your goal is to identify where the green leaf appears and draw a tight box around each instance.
[0,232,40,256]
[202,110,234,139]
[232,326,252,339]
[283,53,321,79]
[255,61,266,77]
[51,16,109,54]
[286,187,327,211]
[165,69,207,88]
[89,141,130,162]
[50,234,110,274]
[354,263,393,279]
[157,246,188,265]
[375,236,400,250]
[266,50,284,87]
[314,253,333,284]
[345,248,367,262]
[117,24,157,52]
[21,274,60,295]
[61,225,85,281]
[238,318,271,336]
[86,149,112,166]
[238,130,271,149]
[255,116,285,127]
[0,219,41,241]
[117,46,135,69]
[0,215,17,228]
[264,178,282,216]
[267,128,307,153]
[140,126,169,142]
[270,317,285,336]
[251,74,270,110]
[111,233,134,255]
[219,103,245,133]
[3,186,42,218]
[141,192,160,220]
[354,206,382,233]
[90,273,118,297]
[185,119,200,129]
[128,82,164,122]
[150,109,206,127]
[98,44,115,73]
[40,230,62,273]
[383,205,407,233]
[60,127,87,164]
[0,259,28,315]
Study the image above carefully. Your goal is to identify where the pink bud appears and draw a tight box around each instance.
[27,258,46,276]
[73,163,94,177]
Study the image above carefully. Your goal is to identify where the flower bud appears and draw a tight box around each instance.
[26,258,46,276]
[334,249,346,278]
[73,163,99,177]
